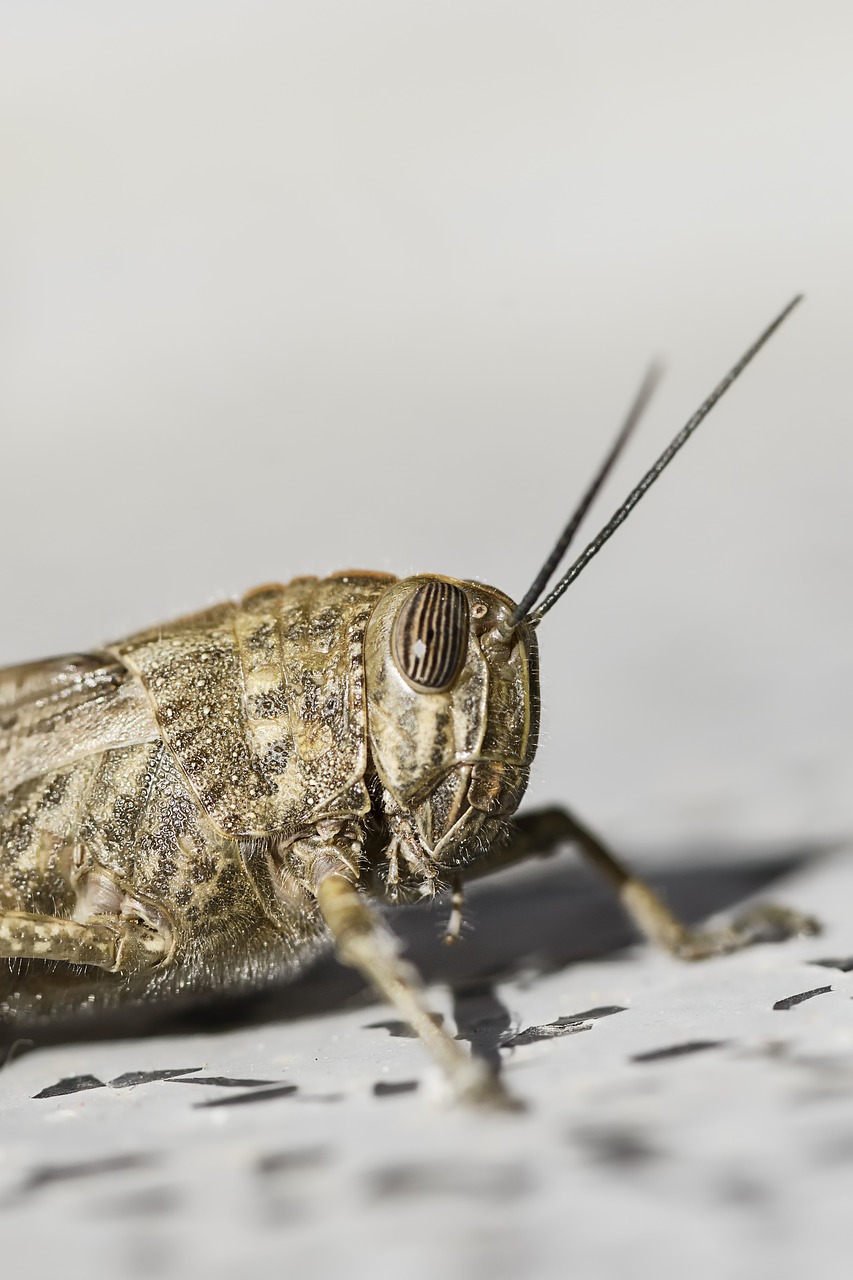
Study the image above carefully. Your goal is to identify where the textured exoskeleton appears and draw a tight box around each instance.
[0,574,541,1096]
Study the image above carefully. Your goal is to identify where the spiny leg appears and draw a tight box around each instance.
[315,872,519,1108]
[443,874,465,946]
[462,806,818,960]
[0,910,167,974]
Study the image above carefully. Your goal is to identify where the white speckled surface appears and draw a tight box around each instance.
[1,845,851,1280]
[1,3,852,1276]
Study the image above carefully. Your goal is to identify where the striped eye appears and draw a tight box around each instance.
[392,582,470,692]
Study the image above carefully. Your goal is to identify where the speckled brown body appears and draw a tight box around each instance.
[0,573,538,1028]
[0,304,811,1107]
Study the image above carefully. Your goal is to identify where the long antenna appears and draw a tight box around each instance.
[525,295,803,625]
[512,363,663,623]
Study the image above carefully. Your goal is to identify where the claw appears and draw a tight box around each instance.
[729,904,821,946]
[675,903,821,962]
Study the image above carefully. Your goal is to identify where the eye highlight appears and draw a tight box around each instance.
[392,582,470,692]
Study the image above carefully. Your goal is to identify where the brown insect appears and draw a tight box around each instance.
[0,298,815,1106]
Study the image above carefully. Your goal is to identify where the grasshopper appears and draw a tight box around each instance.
[0,298,815,1106]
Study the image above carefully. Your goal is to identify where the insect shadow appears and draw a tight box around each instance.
[0,840,826,1057]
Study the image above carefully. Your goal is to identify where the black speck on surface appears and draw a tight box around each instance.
[13,1153,156,1199]
[573,1125,661,1167]
[33,1074,105,1099]
[194,1083,298,1109]
[373,1080,419,1097]
[255,1148,331,1178]
[369,1160,530,1202]
[365,1015,443,1039]
[810,957,853,972]
[565,1005,628,1020]
[632,1040,728,1063]
[109,1068,202,1089]
[91,1186,182,1219]
[773,986,832,1011]
[169,1076,279,1088]
[502,1017,592,1048]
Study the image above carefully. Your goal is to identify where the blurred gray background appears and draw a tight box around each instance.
[2,0,851,857]
[2,11,853,1280]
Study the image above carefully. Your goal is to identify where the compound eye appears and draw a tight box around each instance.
[392,582,470,692]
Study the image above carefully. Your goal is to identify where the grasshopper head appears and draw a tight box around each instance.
[362,300,801,900]
[364,576,539,885]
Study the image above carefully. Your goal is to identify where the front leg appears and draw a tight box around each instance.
[462,806,819,960]
[315,872,518,1108]
[288,825,517,1108]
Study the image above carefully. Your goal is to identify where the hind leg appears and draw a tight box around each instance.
[0,910,167,973]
